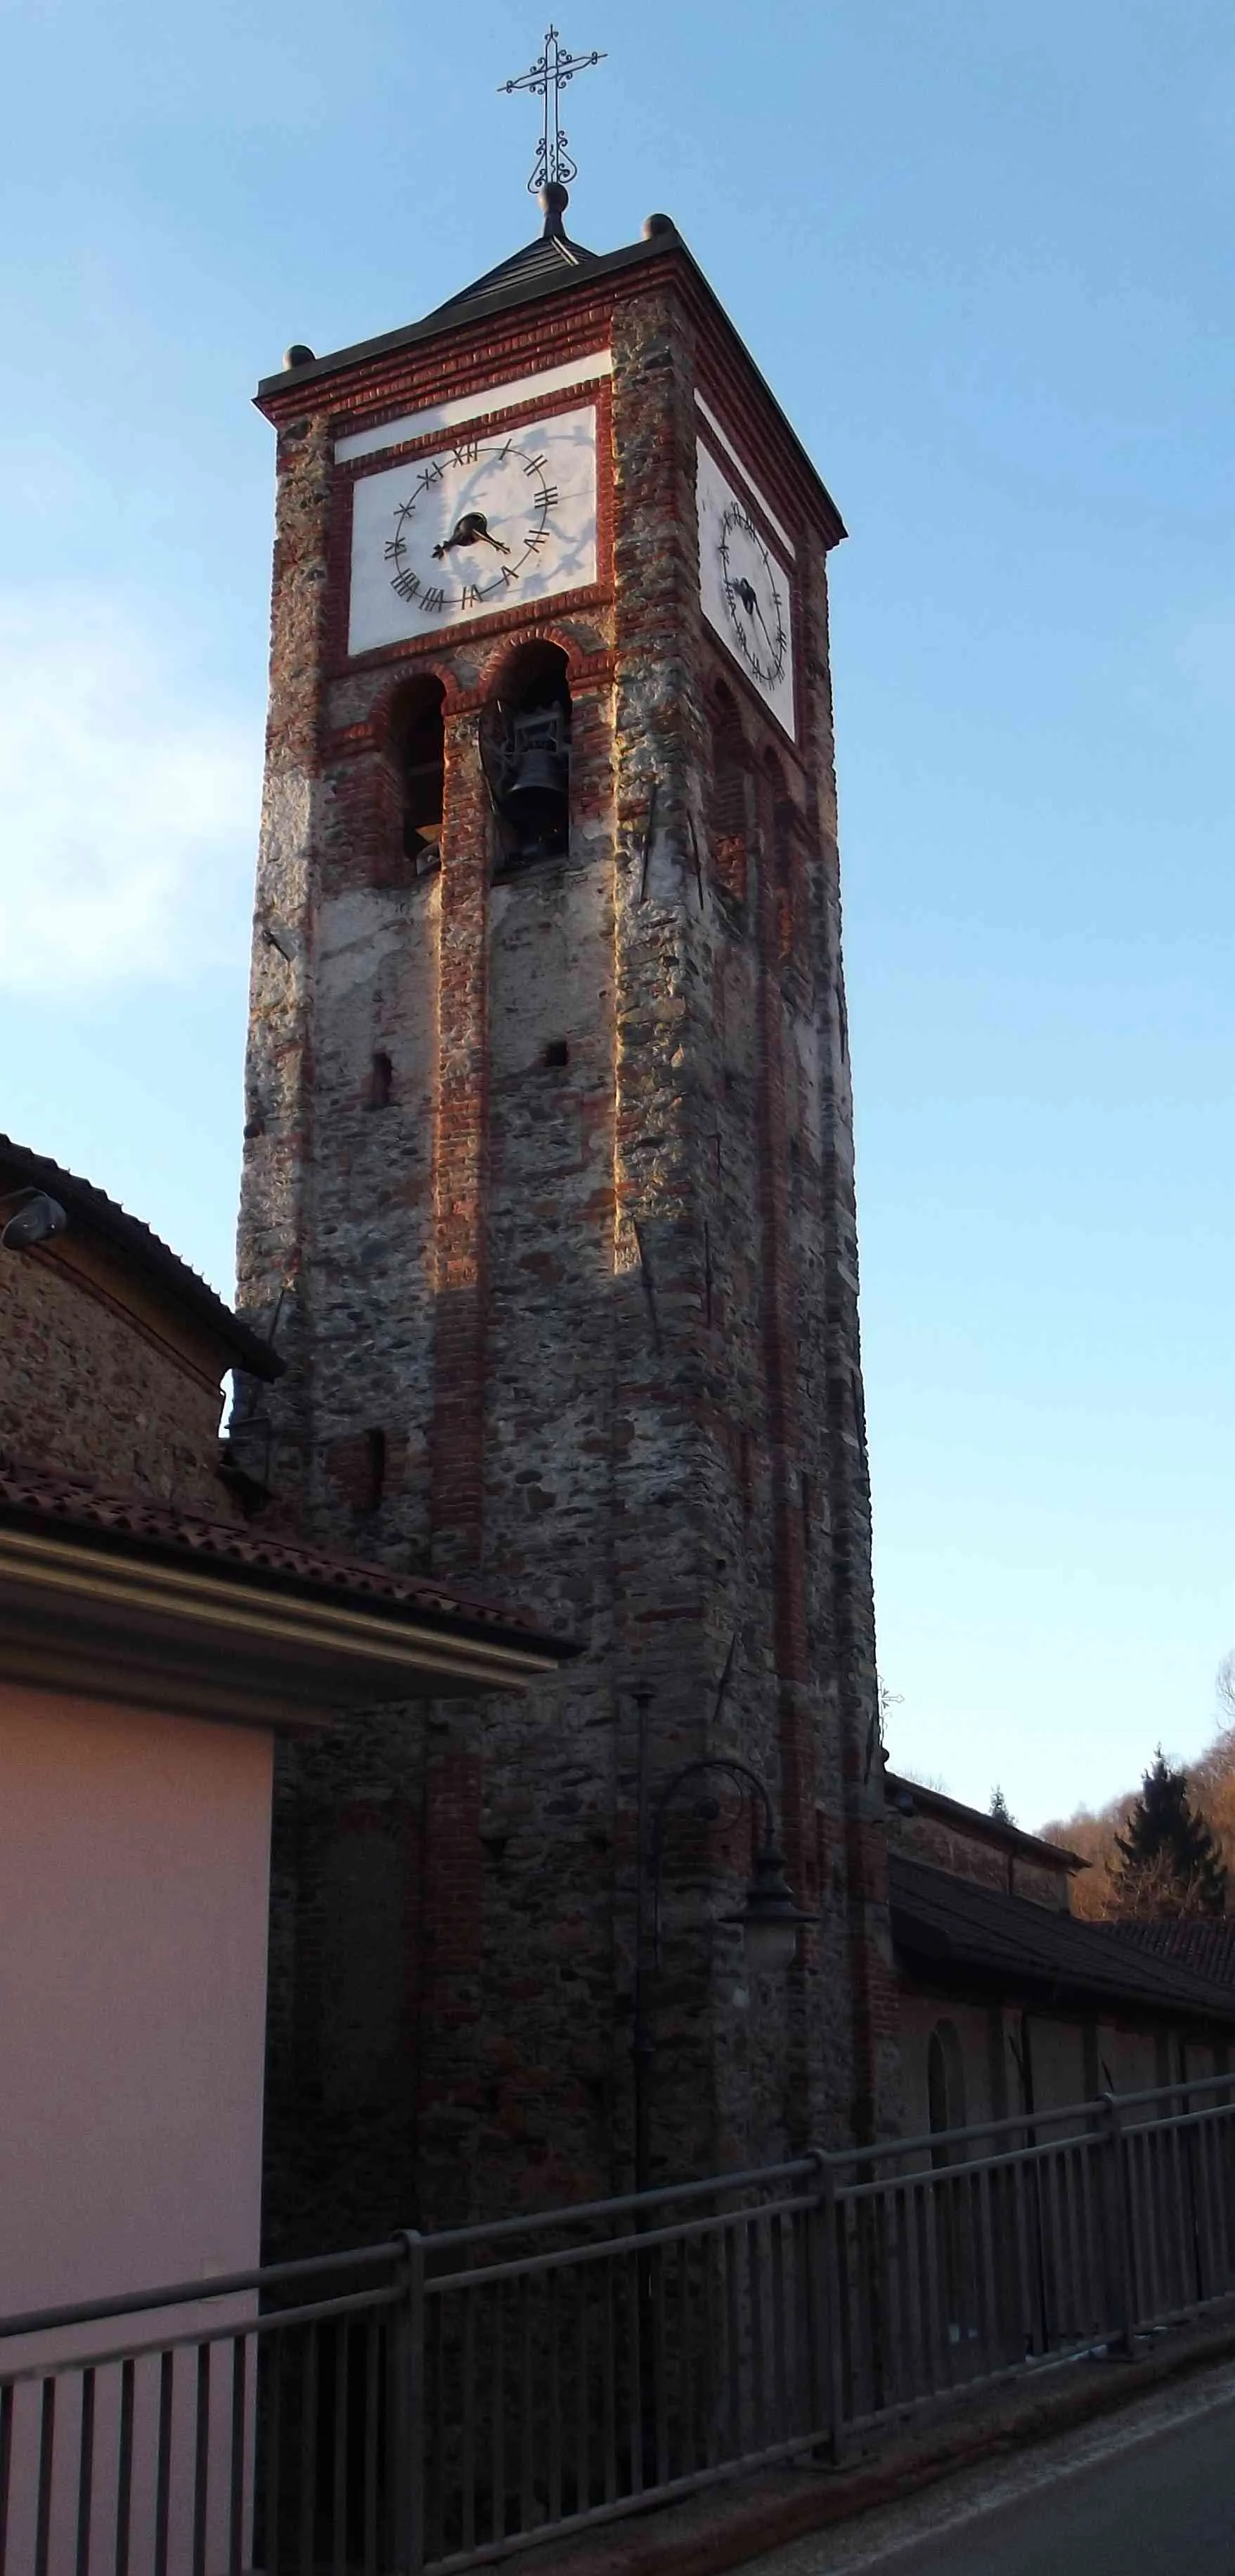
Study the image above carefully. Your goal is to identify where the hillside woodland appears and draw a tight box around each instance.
[1042,1657,1235,1921]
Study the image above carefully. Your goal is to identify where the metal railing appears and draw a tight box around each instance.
[4,2071,1235,2574]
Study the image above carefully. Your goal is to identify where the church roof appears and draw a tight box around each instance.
[891,1853,1235,2024]
[1090,1918,1235,1986]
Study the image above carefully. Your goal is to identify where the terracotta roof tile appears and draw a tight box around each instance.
[0,1456,576,1651]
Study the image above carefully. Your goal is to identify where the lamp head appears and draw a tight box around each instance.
[723,1845,816,1975]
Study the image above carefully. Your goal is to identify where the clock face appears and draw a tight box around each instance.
[697,441,796,735]
[348,405,597,655]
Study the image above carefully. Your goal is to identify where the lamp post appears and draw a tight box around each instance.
[631,1688,816,2194]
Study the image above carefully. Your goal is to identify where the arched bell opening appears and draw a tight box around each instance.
[387,676,446,878]
[485,643,572,872]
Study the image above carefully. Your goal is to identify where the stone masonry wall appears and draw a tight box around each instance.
[0,1246,231,1511]
[237,239,896,2250]
[888,1802,1075,1911]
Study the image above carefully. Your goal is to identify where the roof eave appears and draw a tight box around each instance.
[0,1515,576,1733]
[255,229,847,545]
[885,1771,1087,1874]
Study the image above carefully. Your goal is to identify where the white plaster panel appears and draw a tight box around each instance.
[694,394,796,557]
[336,351,613,464]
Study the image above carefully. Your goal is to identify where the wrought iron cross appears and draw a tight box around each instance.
[499,24,607,198]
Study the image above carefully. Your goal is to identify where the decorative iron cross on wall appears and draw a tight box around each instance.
[499,23,607,195]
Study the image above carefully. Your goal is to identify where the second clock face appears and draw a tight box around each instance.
[697,440,796,735]
[348,406,598,655]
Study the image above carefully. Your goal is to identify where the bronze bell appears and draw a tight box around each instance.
[500,742,569,848]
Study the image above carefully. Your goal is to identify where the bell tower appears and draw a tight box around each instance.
[236,172,897,2242]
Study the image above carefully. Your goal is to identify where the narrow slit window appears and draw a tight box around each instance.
[363,1428,387,1514]
[368,1050,394,1109]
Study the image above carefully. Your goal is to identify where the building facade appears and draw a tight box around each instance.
[235,195,897,2234]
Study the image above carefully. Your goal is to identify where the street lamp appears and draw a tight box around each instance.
[632,1688,816,2190]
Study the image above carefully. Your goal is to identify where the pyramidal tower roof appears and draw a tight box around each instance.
[422,212,602,329]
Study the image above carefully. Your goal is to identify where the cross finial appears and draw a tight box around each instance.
[499,24,607,208]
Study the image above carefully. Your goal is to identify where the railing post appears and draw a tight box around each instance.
[806,2151,846,2464]
[390,2229,427,2575]
[1100,2094,1137,2360]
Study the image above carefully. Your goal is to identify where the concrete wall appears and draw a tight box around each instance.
[899,1986,1229,2137]
[0,1682,273,2315]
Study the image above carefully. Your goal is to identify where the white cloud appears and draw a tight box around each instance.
[0,587,259,992]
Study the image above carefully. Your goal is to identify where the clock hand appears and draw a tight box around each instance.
[433,512,512,561]
[730,576,782,665]
[753,597,781,652]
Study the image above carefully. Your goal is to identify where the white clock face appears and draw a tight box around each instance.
[348,404,597,654]
[697,441,796,735]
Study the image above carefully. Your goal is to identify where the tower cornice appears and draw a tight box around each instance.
[256,229,846,552]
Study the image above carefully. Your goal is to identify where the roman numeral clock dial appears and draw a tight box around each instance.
[696,438,796,734]
[348,406,597,655]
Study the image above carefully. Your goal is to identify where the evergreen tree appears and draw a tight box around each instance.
[990,1787,1014,1825]
[1110,1752,1227,1917]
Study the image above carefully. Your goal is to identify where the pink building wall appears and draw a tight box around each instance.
[0,1682,273,2319]
[0,1685,275,2569]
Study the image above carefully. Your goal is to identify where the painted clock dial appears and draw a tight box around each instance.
[718,503,787,688]
[348,405,597,654]
[696,439,796,735]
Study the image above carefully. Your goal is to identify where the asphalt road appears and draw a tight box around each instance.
[744,2359,1235,2575]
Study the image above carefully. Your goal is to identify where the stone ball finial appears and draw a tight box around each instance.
[642,213,675,239]
[283,344,316,371]
[539,181,570,238]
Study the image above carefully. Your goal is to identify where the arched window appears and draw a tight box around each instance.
[929,2020,972,2338]
[706,689,748,910]
[387,678,445,878]
[488,642,571,871]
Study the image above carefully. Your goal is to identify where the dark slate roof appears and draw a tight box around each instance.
[1090,1920,1235,1987]
[890,1853,1235,2024]
[0,1134,280,1383]
[421,228,603,326]
[884,1771,1085,1875]
[0,1455,580,1654]
[254,216,848,541]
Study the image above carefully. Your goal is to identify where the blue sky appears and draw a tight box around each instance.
[1,0,1232,1826]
